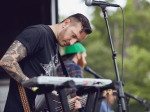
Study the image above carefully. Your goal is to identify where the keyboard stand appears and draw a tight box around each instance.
[36,80,75,112]
[93,88,104,112]
[21,76,113,112]
[76,86,102,112]
[35,85,56,112]
[57,80,75,112]
[45,91,56,112]
[84,87,97,112]
[76,82,117,112]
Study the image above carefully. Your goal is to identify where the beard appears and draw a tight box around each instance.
[57,27,68,47]
[77,57,86,70]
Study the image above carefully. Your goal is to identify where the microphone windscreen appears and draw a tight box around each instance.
[85,0,93,6]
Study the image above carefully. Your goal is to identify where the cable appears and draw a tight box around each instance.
[120,5,128,112]
[119,6,125,83]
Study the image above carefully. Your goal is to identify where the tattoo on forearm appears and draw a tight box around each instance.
[2,61,26,83]
[2,64,12,69]
[6,70,26,83]
[1,40,28,83]
[13,62,22,74]
[13,62,26,81]
[2,55,14,62]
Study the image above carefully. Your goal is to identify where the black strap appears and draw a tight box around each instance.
[58,51,69,77]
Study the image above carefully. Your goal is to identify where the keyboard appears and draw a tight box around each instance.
[22,76,112,87]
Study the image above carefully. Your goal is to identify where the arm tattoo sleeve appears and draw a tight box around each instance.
[0,40,28,83]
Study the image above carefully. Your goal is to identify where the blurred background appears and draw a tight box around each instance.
[0,0,150,112]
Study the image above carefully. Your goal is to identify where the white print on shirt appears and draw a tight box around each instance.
[40,54,59,76]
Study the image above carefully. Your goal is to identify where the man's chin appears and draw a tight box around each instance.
[59,44,64,47]
[59,43,70,47]
[58,43,65,47]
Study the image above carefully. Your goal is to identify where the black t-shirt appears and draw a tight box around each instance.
[4,25,59,112]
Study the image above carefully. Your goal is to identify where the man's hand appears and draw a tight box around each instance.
[69,96,82,112]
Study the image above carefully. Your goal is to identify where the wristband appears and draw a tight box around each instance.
[32,87,38,92]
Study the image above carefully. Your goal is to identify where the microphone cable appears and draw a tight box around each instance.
[119,6,125,84]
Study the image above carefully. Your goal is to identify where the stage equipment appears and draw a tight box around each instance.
[22,76,113,112]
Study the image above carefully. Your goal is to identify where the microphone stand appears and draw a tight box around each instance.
[124,92,150,112]
[84,66,104,79]
[146,107,150,112]
[99,5,126,112]
[125,95,130,112]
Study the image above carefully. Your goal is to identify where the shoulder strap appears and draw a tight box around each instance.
[18,83,31,112]
[58,51,69,77]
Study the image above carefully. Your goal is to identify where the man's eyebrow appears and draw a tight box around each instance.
[72,31,77,38]
[73,31,80,41]
[77,30,85,42]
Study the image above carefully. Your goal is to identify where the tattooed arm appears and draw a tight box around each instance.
[0,40,29,83]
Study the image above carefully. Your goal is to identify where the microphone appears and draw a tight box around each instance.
[85,0,120,7]
[84,66,104,79]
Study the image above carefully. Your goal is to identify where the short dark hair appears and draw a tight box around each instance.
[61,13,92,35]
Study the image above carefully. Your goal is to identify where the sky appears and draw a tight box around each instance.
[58,0,127,21]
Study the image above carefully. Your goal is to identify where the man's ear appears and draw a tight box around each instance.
[62,19,71,28]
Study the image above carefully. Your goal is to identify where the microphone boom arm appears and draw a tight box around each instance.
[84,66,104,79]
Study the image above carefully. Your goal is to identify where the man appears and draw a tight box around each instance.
[0,13,92,112]
[57,42,87,78]
[100,89,117,112]
[57,42,87,112]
